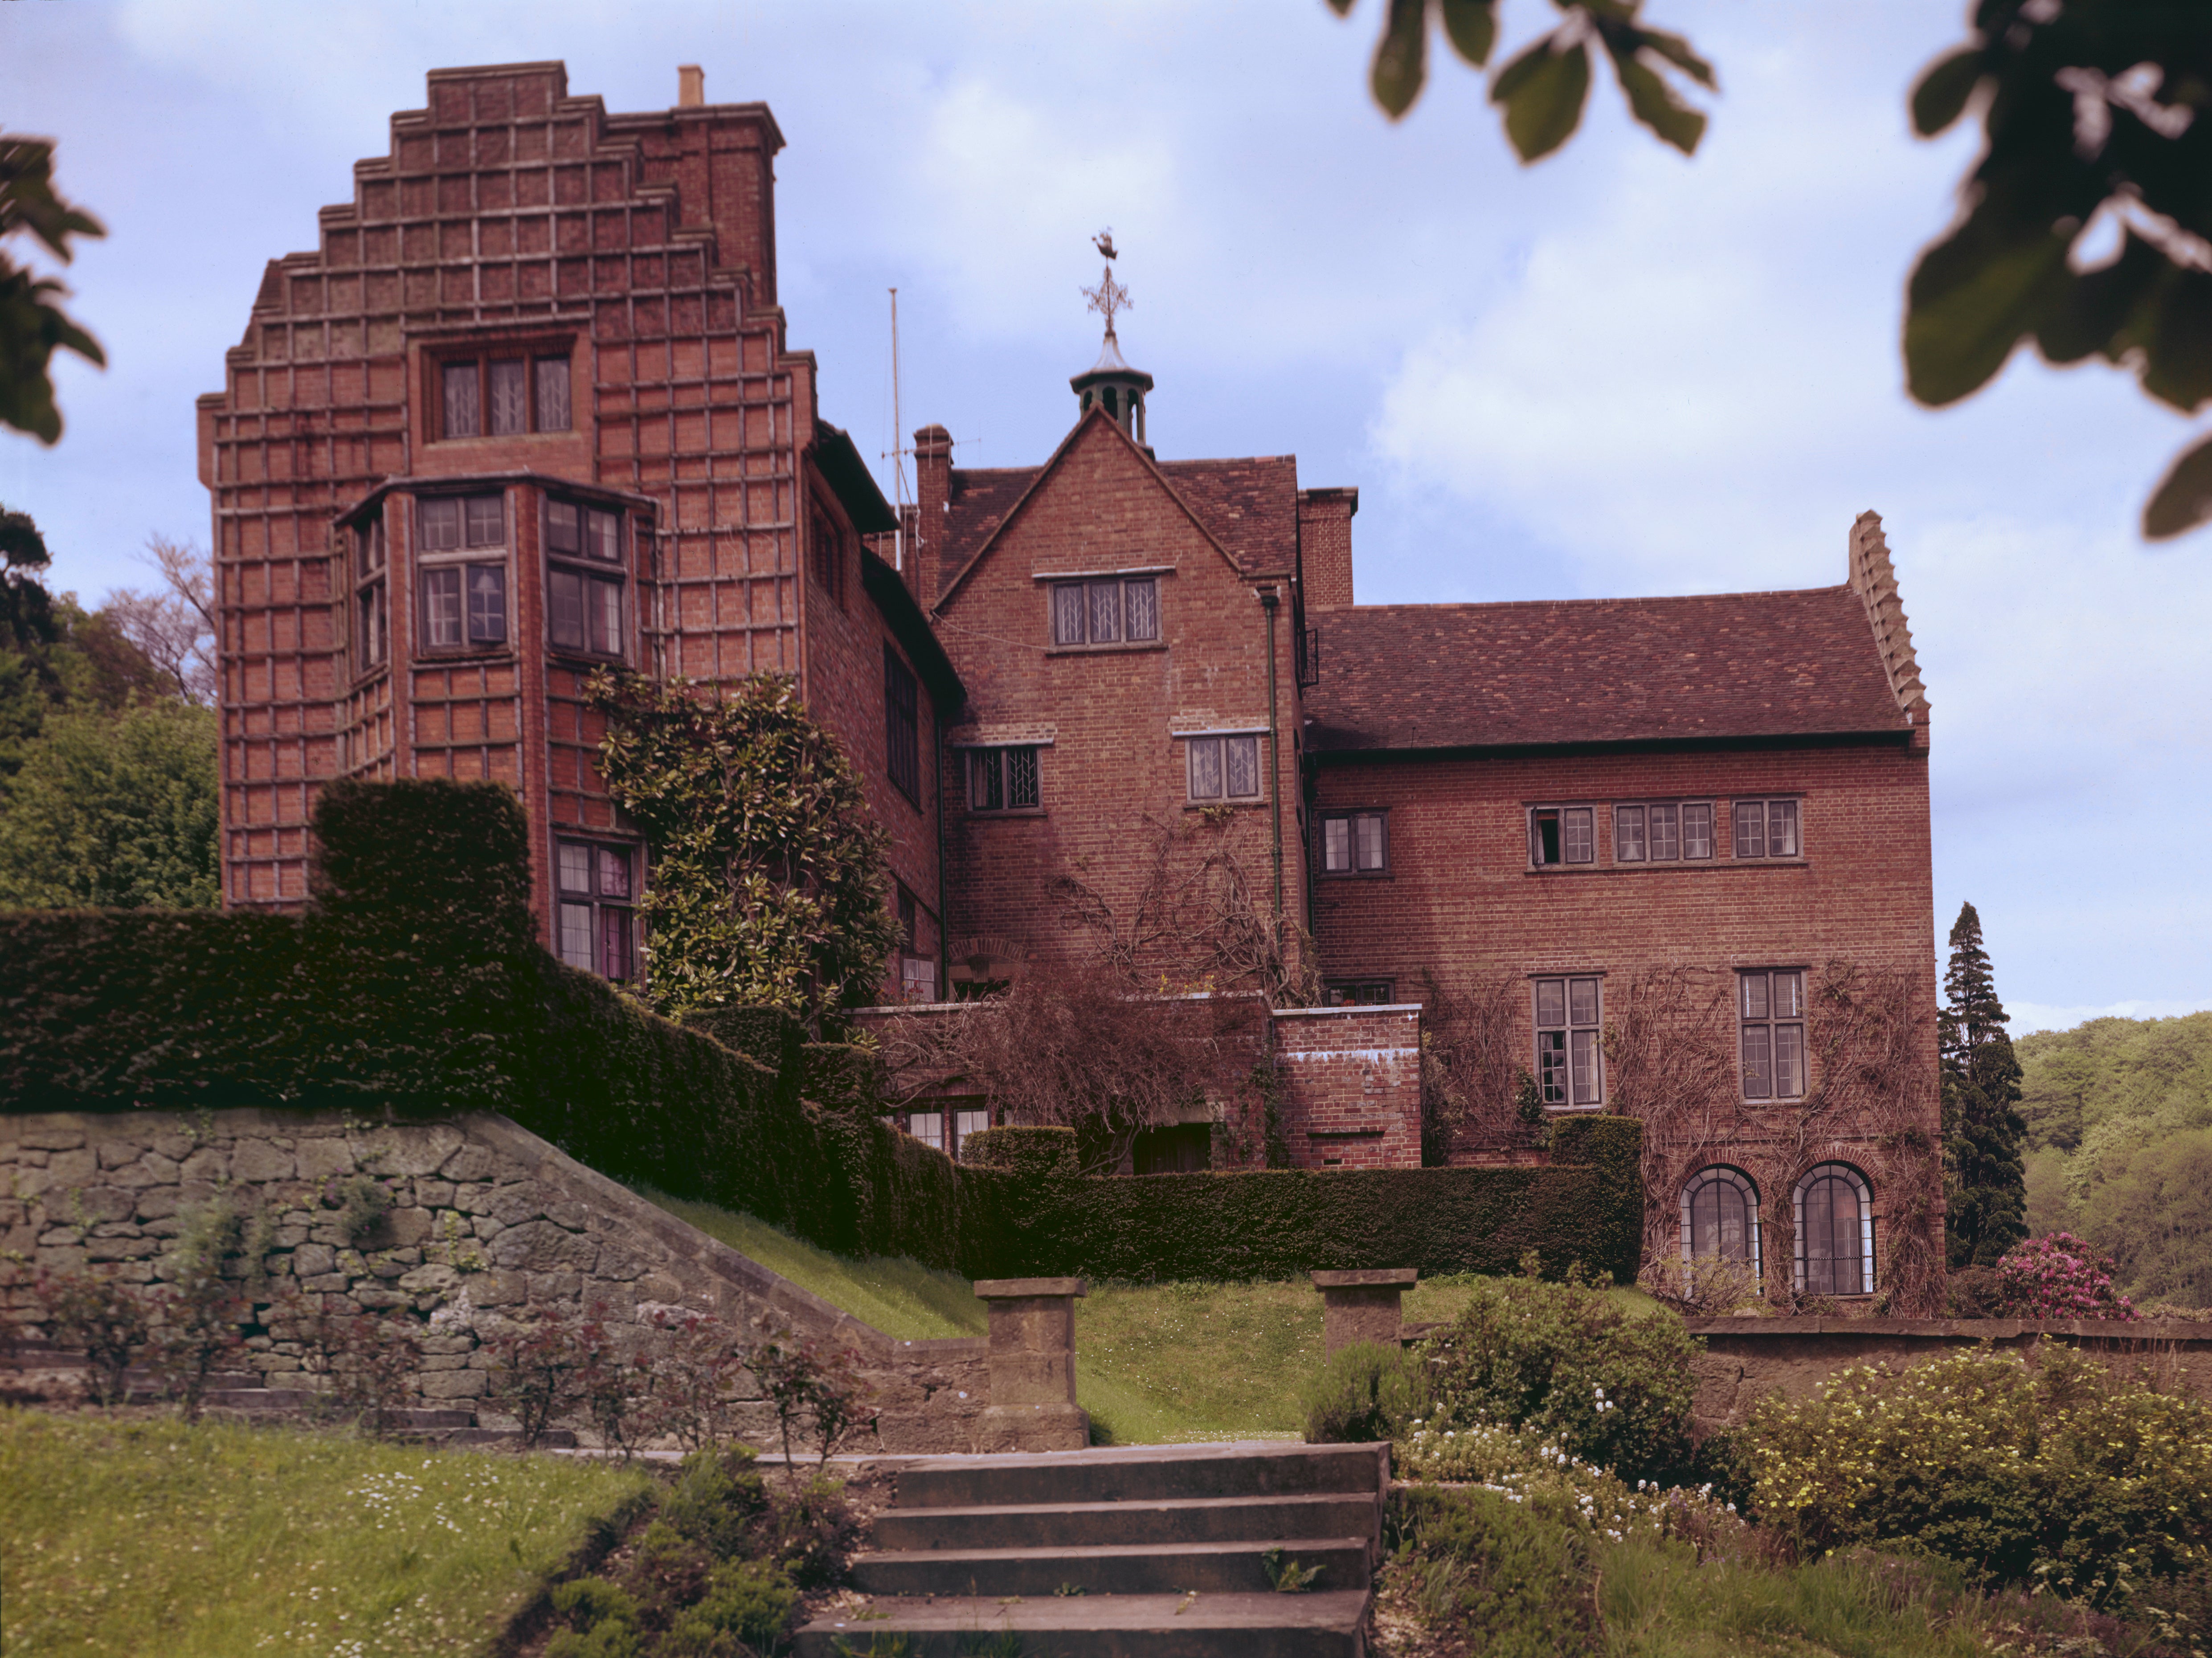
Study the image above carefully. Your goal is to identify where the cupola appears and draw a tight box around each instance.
[1071,230,1153,445]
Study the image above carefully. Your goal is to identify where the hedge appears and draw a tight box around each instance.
[0,779,1643,1287]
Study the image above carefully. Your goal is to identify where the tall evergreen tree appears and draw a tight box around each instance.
[1941,901,2028,1267]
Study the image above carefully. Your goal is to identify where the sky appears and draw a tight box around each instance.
[4,0,2208,1034]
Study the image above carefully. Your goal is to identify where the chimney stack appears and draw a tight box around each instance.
[1297,487,1359,610]
[678,65,705,107]
[914,425,953,593]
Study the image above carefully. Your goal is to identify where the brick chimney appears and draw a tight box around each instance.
[1297,487,1359,610]
[678,65,705,107]
[915,424,953,598]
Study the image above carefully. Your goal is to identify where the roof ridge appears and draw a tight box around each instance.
[1325,584,1856,616]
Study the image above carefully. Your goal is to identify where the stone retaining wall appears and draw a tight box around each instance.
[0,1108,997,1452]
[1681,1315,2212,1435]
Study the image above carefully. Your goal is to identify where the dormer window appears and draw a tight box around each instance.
[1051,576,1158,647]
[439,353,571,439]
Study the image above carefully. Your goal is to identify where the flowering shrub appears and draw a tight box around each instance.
[1418,1261,1702,1484]
[1740,1344,2212,1605]
[1301,1340,1433,1444]
[1992,1233,2137,1321]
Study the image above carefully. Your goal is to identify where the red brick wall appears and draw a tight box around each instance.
[1297,488,1357,611]
[1272,1004,1423,1169]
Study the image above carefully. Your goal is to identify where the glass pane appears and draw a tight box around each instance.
[1649,804,1678,861]
[1324,817,1350,872]
[1564,808,1594,863]
[1742,1025,1772,1099]
[466,565,506,645]
[442,362,479,438]
[488,359,528,435]
[1770,800,1799,857]
[1568,977,1599,1027]
[1615,805,1645,862]
[599,907,633,980]
[1571,1029,1599,1104]
[972,749,1003,811]
[464,494,503,547]
[1775,971,1803,1019]
[1006,746,1039,808]
[589,576,621,655]
[1682,803,1713,859]
[547,500,581,555]
[1775,1025,1804,1098]
[422,568,462,647]
[1537,1029,1567,1105]
[1088,580,1121,643]
[908,1113,943,1153]
[1052,583,1086,645]
[557,902,593,968]
[1532,811,1560,867]
[1735,800,1765,858]
[1355,814,1385,870]
[586,508,620,562]
[420,496,461,551]
[1225,735,1260,798]
[1742,972,1769,1020]
[1189,739,1223,800]
[596,846,630,899]
[549,569,584,650]
[557,842,592,894]
[1534,979,1565,1029]
[1124,578,1158,641]
[535,355,571,432]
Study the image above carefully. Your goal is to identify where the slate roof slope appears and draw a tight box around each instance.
[934,456,1300,601]
[1304,587,1911,753]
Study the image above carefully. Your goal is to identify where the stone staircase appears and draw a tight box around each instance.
[797,1440,1385,1657]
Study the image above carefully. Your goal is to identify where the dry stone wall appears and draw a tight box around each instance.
[0,1108,991,1452]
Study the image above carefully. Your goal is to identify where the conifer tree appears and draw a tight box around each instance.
[1941,901,2028,1268]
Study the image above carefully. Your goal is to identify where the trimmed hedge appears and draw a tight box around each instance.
[0,779,1643,1286]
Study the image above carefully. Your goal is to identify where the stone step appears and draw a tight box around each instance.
[850,1535,1373,1597]
[873,1493,1378,1555]
[892,1441,1387,1512]
[794,1590,1371,1658]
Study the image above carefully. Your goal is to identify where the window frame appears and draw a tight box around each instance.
[1529,805,1597,868]
[1730,797,1803,860]
[1321,809,1389,876]
[965,744,1042,814]
[1680,1166,1763,1283]
[434,350,574,441]
[810,502,846,608]
[1048,574,1161,648]
[1186,733,1264,804]
[1738,968,1808,1101]
[544,496,628,662]
[553,836,641,984]
[1794,1162,1874,1297]
[1611,800,1717,865]
[1325,980,1396,1006]
[1533,974,1604,1108]
[353,511,389,675]
[883,646,921,805]
[414,491,511,656]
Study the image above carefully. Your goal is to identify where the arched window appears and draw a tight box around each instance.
[1680,1167,1761,1279]
[1795,1164,1874,1296]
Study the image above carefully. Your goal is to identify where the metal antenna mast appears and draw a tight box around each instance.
[885,287,911,572]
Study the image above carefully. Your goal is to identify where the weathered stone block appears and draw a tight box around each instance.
[413,1180,454,1209]
[230,1141,296,1182]
[96,1139,144,1169]
[294,1139,356,1180]
[417,1368,487,1400]
[291,1243,337,1278]
[383,1209,433,1249]
[380,1127,465,1177]
[46,1148,97,1187]
[15,1126,87,1151]
[440,1145,499,1184]
[177,1148,229,1184]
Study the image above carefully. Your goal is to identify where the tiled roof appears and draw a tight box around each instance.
[1304,587,1911,753]
[933,454,1300,600]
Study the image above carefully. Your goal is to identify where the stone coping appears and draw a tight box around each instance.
[1312,1269,1418,1288]
[1683,1316,2212,1340]
[1272,1004,1424,1018]
[973,1278,1087,1299]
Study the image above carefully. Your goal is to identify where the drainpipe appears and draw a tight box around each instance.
[1260,586,1283,919]
[934,715,949,1004]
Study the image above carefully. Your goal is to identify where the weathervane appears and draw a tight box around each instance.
[1082,229,1131,336]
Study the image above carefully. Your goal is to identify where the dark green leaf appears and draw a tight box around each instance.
[2143,429,2212,539]
[1439,0,1496,67]
[1612,51,1705,155]
[1904,216,2071,406]
[1371,0,1429,119]
[1910,48,1982,138]
[1492,37,1592,163]
[1326,0,1355,16]
[1630,26,1715,91]
[2138,267,2212,414]
[2035,231,2166,366]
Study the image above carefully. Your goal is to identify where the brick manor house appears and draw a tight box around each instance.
[201,63,1942,1300]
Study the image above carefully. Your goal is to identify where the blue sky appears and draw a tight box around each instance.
[4,1,2208,1032]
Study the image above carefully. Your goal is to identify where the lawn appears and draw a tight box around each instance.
[0,1409,654,1658]
[638,1187,1657,1444]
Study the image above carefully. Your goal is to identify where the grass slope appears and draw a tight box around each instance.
[0,1410,653,1658]
[638,1186,1657,1444]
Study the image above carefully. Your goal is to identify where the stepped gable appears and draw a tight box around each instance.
[1304,584,1915,755]
[934,454,1300,601]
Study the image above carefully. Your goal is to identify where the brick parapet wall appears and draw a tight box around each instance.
[1271,1004,1423,1169]
[1,1109,991,1452]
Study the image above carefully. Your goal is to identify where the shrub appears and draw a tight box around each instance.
[1946,1263,2005,1317]
[1301,1341,1432,1445]
[961,1125,1079,1180]
[1417,1261,1701,1485]
[29,1267,149,1406]
[544,1576,644,1658]
[660,1448,772,1561]
[573,1304,656,1463]
[1992,1232,2138,1321]
[661,1557,801,1655]
[641,1312,749,1454]
[749,1328,879,1481]
[1636,1250,1759,1318]
[485,1305,586,1449]
[1379,1485,1601,1657]
[1740,1344,2212,1605]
